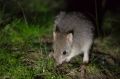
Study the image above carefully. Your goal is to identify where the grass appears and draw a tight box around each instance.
[0,18,53,49]
[0,18,64,79]
[0,49,33,79]
[0,48,64,79]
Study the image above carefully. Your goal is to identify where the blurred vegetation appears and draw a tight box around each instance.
[0,0,120,79]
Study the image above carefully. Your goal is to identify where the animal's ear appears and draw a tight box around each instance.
[53,26,60,41]
[66,33,73,43]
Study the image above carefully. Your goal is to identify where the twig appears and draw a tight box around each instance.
[14,0,28,26]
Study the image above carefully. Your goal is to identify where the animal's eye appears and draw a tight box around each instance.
[63,51,67,55]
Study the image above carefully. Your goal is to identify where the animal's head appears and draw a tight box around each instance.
[51,27,73,65]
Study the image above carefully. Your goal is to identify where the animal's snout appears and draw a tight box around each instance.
[49,52,66,65]
[49,54,60,65]
[52,56,64,66]
[50,54,59,65]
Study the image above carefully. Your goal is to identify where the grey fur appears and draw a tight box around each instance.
[52,12,94,65]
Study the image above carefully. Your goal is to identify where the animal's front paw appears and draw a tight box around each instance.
[83,60,89,65]
[65,57,71,62]
[83,53,89,64]
[83,57,89,65]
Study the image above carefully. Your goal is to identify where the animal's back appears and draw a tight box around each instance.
[55,12,94,51]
